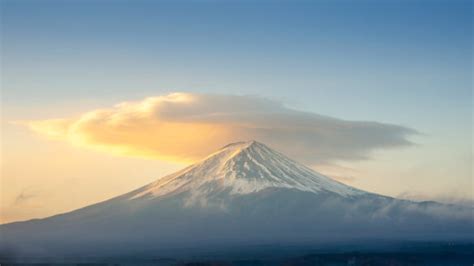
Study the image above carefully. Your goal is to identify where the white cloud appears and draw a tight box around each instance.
[26,92,417,164]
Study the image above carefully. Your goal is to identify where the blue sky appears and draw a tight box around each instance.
[1,0,472,222]
[3,0,471,120]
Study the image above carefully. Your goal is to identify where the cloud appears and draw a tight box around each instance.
[25,92,416,164]
[312,164,359,183]
[13,188,39,206]
[397,191,474,207]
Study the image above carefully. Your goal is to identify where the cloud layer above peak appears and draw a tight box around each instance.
[26,93,416,164]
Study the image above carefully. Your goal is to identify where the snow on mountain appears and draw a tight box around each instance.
[129,140,363,200]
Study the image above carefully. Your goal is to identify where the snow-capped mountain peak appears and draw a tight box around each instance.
[129,140,363,199]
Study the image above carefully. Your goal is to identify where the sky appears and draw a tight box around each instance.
[1,0,472,223]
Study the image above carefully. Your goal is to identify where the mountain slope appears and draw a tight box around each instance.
[128,140,363,200]
[1,141,472,259]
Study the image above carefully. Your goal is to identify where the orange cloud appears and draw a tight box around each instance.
[25,92,416,164]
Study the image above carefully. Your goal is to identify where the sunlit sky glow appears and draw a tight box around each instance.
[1,0,472,223]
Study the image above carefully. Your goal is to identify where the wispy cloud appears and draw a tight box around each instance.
[24,92,417,164]
[397,191,474,207]
[13,188,39,206]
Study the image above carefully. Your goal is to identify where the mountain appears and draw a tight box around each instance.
[128,140,363,200]
[1,141,472,259]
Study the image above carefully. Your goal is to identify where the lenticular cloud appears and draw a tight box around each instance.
[26,92,416,164]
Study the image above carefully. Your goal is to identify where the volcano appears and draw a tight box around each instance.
[1,141,472,259]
